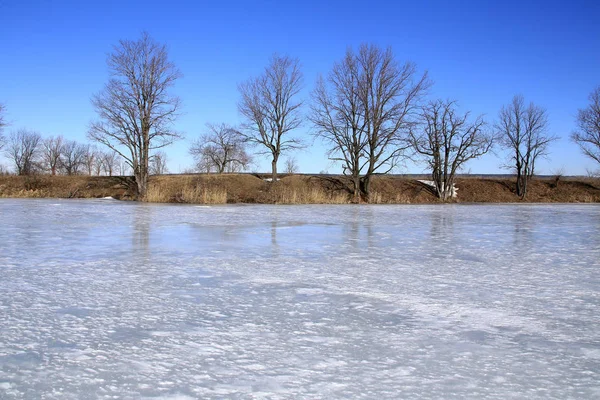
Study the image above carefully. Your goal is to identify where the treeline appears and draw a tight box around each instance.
[0,128,173,177]
[0,129,166,177]
[1,33,599,202]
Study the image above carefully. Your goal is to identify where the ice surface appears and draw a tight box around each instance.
[0,199,599,399]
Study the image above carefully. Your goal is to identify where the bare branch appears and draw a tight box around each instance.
[149,150,168,175]
[189,123,252,173]
[88,32,182,199]
[238,54,303,181]
[60,140,88,175]
[284,156,299,174]
[101,151,120,176]
[41,135,65,175]
[409,99,492,200]
[571,86,600,165]
[4,129,42,175]
[497,95,558,198]
[311,44,429,200]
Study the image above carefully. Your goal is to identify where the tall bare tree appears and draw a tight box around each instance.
[88,32,182,199]
[93,151,105,175]
[571,86,600,165]
[83,145,99,175]
[311,51,366,199]
[118,158,131,176]
[497,95,557,198]
[60,140,87,175]
[5,129,42,175]
[284,156,299,174]
[190,123,251,173]
[102,151,119,176]
[311,44,429,200]
[41,135,64,175]
[149,150,168,175]
[409,100,492,200]
[238,54,303,181]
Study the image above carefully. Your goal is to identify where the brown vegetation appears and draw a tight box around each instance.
[0,175,133,199]
[1,174,599,204]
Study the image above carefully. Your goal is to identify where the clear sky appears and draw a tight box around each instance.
[1,0,598,175]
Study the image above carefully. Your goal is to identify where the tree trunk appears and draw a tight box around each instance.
[432,168,443,200]
[135,170,148,201]
[441,186,450,201]
[271,157,278,182]
[352,175,361,203]
[518,174,528,199]
[516,169,525,198]
[360,175,371,201]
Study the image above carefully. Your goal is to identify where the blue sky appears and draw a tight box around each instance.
[1,0,598,175]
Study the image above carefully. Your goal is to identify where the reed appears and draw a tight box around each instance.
[274,186,349,204]
[146,178,228,204]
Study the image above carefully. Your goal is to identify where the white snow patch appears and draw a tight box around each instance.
[417,180,458,198]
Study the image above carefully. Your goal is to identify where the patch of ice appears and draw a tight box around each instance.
[1,200,599,399]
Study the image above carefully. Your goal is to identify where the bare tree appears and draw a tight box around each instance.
[238,54,303,182]
[571,86,600,165]
[88,32,182,200]
[409,100,492,200]
[284,157,299,174]
[149,150,168,175]
[82,145,98,175]
[102,151,119,176]
[190,123,252,173]
[41,135,64,175]
[118,158,131,176]
[194,152,212,174]
[497,95,557,198]
[5,129,42,175]
[60,140,87,175]
[311,44,429,200]
[93,151,105,175]
[311,51,366,199]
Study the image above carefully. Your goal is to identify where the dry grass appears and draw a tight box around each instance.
[146,176,228,204]
[0,175,133,199]
[270,175,350,204]
[368,191,383,204]
[144,182,170,203]
[455,177,600,203]
[273,186,350,204]
[1,173,599,204]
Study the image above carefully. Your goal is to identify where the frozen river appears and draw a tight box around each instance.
[0,199,599,399]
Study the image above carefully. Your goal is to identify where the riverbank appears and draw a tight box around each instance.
[0,174,599,204]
